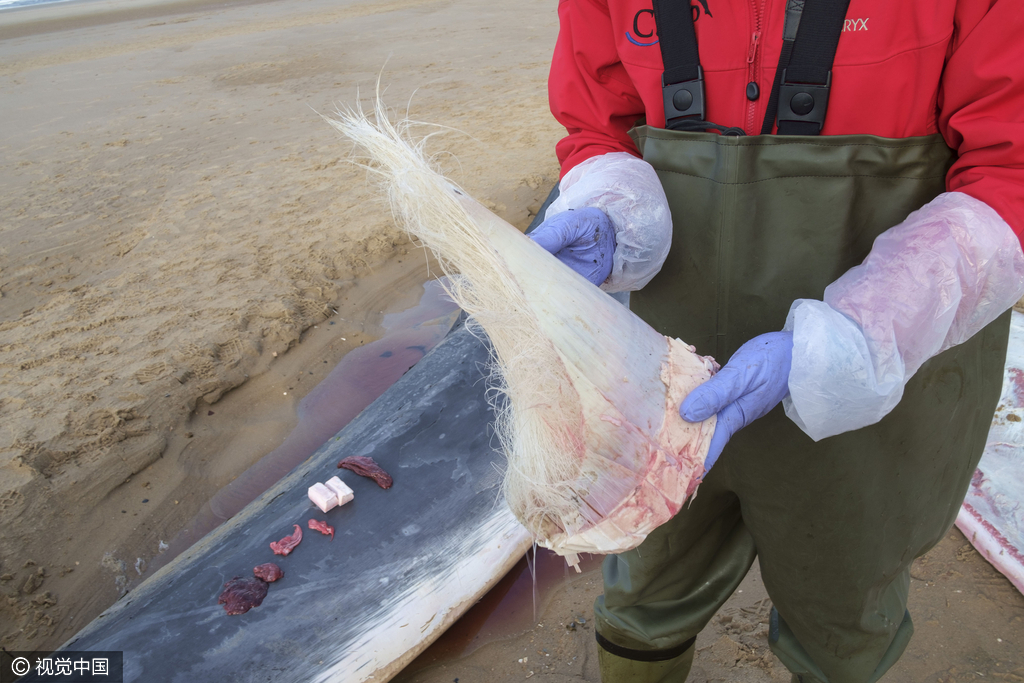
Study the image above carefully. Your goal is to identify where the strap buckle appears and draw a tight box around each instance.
[663,65,705,129]
[777,69,831,132]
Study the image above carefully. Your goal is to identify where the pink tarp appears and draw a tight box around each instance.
[956,311,1024,595]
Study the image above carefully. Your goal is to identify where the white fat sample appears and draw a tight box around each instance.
[308,483,339,513]
[325,476,355,506]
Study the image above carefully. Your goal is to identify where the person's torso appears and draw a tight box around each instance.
[607,0,960,136]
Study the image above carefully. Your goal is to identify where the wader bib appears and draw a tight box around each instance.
[592,2,1011,682]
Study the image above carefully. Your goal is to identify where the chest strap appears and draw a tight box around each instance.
[771,0,851,134]
[652,0,850,135]
[652,0,706,124]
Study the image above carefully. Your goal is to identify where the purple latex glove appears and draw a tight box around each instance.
[529,207,615,287]
[680,331,794,471]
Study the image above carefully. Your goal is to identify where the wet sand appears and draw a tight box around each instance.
[0,0,560,650]
[1,0,1022,678]
[398,530,1024,682]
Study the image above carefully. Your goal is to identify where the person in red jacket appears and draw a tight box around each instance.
[529,1,1024,682]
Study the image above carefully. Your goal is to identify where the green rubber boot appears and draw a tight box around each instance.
[597,642,694,682]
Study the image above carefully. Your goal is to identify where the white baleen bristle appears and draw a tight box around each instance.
[328,93,715,558]
[327,97,587,540]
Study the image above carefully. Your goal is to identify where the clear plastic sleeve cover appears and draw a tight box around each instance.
[784,192,1024,441]
[545,152,672,292]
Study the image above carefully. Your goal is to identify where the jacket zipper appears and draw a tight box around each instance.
[745,0,767,134]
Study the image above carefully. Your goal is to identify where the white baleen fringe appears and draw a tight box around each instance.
[329,97,717,570]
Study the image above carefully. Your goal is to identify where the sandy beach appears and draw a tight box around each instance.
[0,0,561,651]
[0,0,1021,678]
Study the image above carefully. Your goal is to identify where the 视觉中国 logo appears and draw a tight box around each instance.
[627,0,712,46]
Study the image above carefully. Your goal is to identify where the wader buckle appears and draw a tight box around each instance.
[663,66,706,129]
[777,69,831,133]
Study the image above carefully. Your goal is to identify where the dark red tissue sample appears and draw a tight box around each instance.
[253,563,284,582]
[218,576,268,615]
[308,519,334,540]
[338,456,393,489]
[270,524,303,556]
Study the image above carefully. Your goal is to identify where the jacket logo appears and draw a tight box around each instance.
[626,1,713,47]
[843,18,869,31]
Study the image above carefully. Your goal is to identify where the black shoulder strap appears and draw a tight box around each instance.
[652,0,850,136]
[770,0,851,135]
[760,0,805,134]
[652,0,705,128]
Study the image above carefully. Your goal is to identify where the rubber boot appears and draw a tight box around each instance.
[597,642,694,683]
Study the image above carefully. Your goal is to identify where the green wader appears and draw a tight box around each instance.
[593,128,1011,683]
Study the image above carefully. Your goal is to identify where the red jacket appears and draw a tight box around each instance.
[549,0,1024,240]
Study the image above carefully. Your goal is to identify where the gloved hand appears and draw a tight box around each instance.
[680,331,794,471]
[543,152,672,291]
[529,207,615,287]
